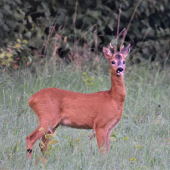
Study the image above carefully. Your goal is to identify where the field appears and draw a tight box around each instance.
[0,59,170,169]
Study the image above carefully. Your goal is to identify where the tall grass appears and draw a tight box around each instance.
[0,60,170,169]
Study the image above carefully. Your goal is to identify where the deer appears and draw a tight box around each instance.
[25,36,130,159]
[26,0,145,158]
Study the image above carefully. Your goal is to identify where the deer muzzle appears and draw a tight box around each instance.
[116,67,124,75]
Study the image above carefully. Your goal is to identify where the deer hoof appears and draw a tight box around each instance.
[27,149,32,153]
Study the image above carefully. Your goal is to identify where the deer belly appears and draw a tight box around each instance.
[60,116,93,129]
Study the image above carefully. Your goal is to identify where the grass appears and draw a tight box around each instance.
[0,60,170,170]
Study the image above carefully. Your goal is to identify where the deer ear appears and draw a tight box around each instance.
[103,47,112,60]
[120,44,130,58]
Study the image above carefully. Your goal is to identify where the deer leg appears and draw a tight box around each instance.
[90,130,96,140]
[95,128,107,153]
[26,123,49,159]
[106,119,120,151]
[39,128,56,153]
[106,129,112,151]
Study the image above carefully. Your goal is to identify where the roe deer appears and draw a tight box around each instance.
[26,40,130,159]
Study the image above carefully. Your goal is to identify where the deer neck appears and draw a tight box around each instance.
[109,74,126,104]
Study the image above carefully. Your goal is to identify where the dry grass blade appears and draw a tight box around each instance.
[121,0,142,46]
[116,4,122,52]
[40,156,48,163]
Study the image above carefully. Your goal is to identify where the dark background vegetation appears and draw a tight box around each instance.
[0,0,170,69]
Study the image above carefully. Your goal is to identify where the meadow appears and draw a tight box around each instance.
[0,58,170,169]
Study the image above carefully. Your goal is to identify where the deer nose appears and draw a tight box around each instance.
[117,67,123,73]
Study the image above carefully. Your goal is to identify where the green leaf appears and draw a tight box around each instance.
[129,157,137,162]
[74,138,81,143]
[24,32,32,38]
[110,136,116,142]
[124,136,129,141]
[14,12,24,21]
[40,141,45,148]
[23,40,28,44]
[4,4,10,11]
[27,15,32,23]
[40,163,45,168]
[17,39,21,43]
[135,145,142,148]
[86,9,101,19]
[49,140,58,145]
[3,24,10,32]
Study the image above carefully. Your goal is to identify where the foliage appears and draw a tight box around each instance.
[0,0,170,68]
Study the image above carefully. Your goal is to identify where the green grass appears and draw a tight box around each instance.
[0,61,170,170]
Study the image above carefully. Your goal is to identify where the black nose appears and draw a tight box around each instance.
[117,67,123,72]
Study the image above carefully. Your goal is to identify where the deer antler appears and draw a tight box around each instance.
[110,28,126,54]
[110,43,116,53]
[119,45,124,52]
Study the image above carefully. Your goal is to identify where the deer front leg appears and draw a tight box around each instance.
[106,119,120,151]
[95,128,108,153]
[106,129,112,151]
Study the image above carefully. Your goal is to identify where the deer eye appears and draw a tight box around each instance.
[123,61,125,64]
[112,61,115,64]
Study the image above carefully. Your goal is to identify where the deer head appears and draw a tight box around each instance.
[103,44,130,76]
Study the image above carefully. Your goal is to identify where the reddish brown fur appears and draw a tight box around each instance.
[26,44,130,159]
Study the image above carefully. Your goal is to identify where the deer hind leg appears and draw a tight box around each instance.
[26,117,61,159]
[26,123,49,159]
[39,128,56,153]
[95,128,107,153]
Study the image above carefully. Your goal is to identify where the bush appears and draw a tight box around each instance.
[0,0,170,68]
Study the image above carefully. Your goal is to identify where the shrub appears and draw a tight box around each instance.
[0,0,170,68]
